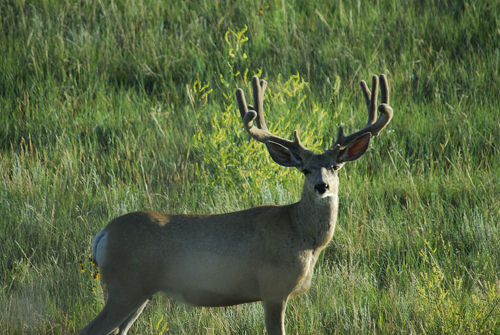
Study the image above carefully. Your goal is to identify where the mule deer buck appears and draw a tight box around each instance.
[81,74,393,335]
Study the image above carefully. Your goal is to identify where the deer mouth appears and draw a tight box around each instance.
[317,190,337,200]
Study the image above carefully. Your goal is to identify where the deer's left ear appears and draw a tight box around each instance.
[338,132,372,163]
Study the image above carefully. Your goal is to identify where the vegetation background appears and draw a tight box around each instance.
[0,0,498,334]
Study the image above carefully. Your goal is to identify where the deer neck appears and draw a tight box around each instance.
[292,186,339,251]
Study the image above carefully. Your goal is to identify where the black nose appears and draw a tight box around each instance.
[314,183,329,194]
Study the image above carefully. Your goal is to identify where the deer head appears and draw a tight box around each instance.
[236,75,393,199]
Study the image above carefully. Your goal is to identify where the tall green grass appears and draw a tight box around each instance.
[1,0,498,334]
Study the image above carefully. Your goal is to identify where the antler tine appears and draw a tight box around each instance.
[334,74,393,148]
[236,76,309,153]
[379,74,389,105]
[251,77,269,131]
[335,126,344,146]
[372,74,391,136]
[362,75,378,125]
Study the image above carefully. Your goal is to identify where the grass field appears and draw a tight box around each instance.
[1,0,499,334]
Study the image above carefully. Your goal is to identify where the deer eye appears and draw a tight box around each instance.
[330,165,340,172]
[302,169,311,175]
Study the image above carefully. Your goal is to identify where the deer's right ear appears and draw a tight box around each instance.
[265,141,302,167]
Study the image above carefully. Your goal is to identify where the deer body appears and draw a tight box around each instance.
[96,191,336,306]
[81,75,392,335]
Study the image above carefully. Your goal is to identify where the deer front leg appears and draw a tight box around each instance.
[263,299,288,335]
